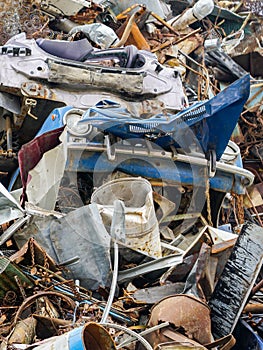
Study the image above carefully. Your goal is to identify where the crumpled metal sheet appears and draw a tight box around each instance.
[69,23,120,48]
[18,127,65,206]
[0,188,24,226]
[0,92,21,114]
[14,204,112,291]
[94,0,172,19]
[91,177,162,258]
[49,204,113,290]
[35,0,92,16]
[132,283,185,304]
[182,242,212,300]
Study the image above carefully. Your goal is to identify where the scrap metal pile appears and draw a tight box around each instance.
[0,0,262,349]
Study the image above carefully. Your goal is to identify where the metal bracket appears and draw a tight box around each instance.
[25,98,38,120]
[105,135,116,161]
[208,149,217,178]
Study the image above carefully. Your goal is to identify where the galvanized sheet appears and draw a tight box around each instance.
[49,204,112,290]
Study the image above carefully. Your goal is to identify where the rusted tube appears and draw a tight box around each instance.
[5,115,12,152]
[251,278,263,295]
[150,12,179,35]
[243,303,263,314]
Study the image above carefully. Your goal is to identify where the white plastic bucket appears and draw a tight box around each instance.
[91,177,162,258]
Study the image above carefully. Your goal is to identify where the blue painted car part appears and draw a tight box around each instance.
[233,319,263,350]
[77,74,250,161]
[65,143,253,194]
[10,75,253,195]
[33,74,250,162]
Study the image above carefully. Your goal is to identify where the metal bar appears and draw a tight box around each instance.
[67,143,254,186]
[118,254,183,284]
[101,323,154,350]
[0,182,25,213]
[0,215,30,246]
[101,200,125,323]
[100,241,119,323]
[117,322,170,349]
[150,11,179,36]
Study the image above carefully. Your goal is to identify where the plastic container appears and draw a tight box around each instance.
[91,177,162,258]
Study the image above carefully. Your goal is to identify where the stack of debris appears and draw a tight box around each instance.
[0,0,262,349]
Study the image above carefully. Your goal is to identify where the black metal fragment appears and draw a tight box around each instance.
[209,221,263,338]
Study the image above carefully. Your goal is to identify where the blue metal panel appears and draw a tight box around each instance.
[11,75,251,196]
[66,149,245,194]
[233,320,263,350]
[77,75,250,161]
[36,105,72,135]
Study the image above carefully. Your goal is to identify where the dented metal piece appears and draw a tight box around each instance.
[146,294,213,346]
[1,33,186,111]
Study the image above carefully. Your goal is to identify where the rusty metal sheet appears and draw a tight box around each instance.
[147,294,213,346]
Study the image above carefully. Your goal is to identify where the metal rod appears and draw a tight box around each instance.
[0,182,25,213]
[246,189,263,227]
[151,28,201,53]
[150,12,179,36]
[118,254,183,284]
[100,241,119,323]
[101,323,154,350]
[67,144,255,186]
[101,199,125,323]
[23,270,133,324]
[5,115,12,151]
[117,322,170,349]
[113,12,137,47]
[251,279,263,296]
